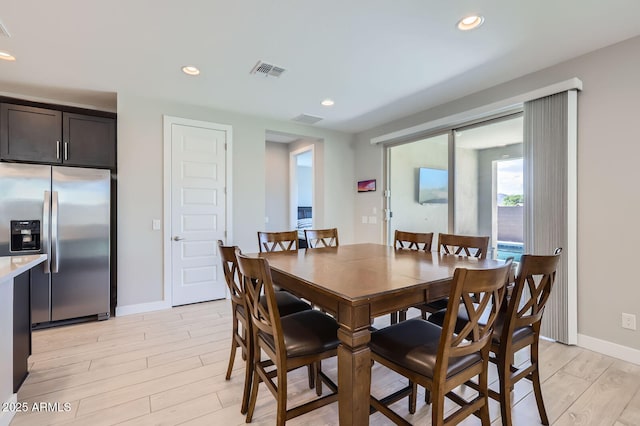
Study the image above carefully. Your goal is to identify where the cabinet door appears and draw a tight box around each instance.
[0,103,62,163]
[63,113,116,168]
[14,270,31,392]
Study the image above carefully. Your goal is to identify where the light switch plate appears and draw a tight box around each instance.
[152,219,161,231]
[361,216,368,224]
[369,216,377,224]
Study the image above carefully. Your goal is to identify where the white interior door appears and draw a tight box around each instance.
[170,121,227,306]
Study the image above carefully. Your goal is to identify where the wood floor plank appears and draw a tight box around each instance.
[116,393,222,426]
[538,341,583,383]
[57,397,150,426]
[21,357,203,407]
[560,349,615,382]
[617,386,640,426]
[511,369,592,425]
[24,361,91,385]
[76,360,230,416]
[19,358,147,399]
[554,360,640,426]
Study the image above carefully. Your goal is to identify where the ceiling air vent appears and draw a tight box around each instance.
[250,60,286,78]
[291,114,323,125]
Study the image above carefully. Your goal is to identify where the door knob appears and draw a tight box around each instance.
[173,236,185,241]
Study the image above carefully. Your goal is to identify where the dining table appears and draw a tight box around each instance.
[255,243,504,425]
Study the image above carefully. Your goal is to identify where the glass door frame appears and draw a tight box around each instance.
[383,110,523,246]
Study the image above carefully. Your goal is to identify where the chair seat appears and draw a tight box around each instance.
[417,298,448,313]
[261,310,339,358]
[259,291,312,317]
[428,307,534,344]
[370,318,481,379]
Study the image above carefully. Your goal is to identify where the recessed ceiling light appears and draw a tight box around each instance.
[0,51,16,61]
[457,15,484,31]
[181,65,200,76]
[321,99,334,107]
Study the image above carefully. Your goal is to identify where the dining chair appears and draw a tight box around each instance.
[218,242,253,414]
[217,241,313,414]
[304,228,339,248]
[413,233,490,319]
[428,248,562,426]
[236,251,339,426]
[391,230,434,324]
[369,261,511,426]
[394,230,434,251]
[257,230,299,252]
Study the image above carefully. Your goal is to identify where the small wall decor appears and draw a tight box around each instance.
[357,179,376,193]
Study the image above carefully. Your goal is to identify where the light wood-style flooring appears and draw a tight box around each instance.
[10,300,640,426]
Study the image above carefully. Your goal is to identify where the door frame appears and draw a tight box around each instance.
[289,145,315,231]
[162,115,233,305]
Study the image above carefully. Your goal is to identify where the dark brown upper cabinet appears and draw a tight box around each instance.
[62,113,116,168]
[1,103,116,169]
[1,104,62,163]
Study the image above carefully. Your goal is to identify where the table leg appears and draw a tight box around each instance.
[337,304,372,425]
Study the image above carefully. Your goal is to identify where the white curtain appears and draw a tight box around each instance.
[523,90,578,344]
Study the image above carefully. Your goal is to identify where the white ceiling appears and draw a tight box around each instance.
[1,1,640,133]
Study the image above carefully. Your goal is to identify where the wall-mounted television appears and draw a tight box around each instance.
[418,167,448,204]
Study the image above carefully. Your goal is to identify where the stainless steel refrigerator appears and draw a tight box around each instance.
[0,163,110,324]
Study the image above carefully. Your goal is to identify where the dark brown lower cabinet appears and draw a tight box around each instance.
[13,270,31,392]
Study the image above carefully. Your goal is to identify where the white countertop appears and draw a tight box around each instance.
[0,255,47,283]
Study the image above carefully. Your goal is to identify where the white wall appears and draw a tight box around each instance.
[354,35,640,353]
[265,142,290,231]
[117,94,354,308]
[389,135,448,241]
[297,165,313,206]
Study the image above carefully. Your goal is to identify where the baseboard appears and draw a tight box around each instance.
[115,300,172,317]
[577,333,640,366]
[0,393,18,426]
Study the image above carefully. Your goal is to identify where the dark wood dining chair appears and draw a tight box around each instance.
[218,241,252,414]
[394,230,434,251]
[428,248,562,426]
[218,241,313,414]
[414,233,490,318]
[236,252,339,426]
[391,230,434,324]
[304,228,339,248]
[369,261,511,426]
[258,230,299,252]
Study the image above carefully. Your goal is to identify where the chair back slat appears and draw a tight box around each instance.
[305,228,339,248]
[507,249,562,332]
[257,231,299,253]
[438,233,489,259]
[439,262,511,361]
[217,241,244,307]
[394,230,434,251]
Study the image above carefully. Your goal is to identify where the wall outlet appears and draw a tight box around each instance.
[621,313,637,330]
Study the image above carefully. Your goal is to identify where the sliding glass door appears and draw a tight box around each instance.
[454,115,523,259]
[386,114,523,260]
[386,133,449,244]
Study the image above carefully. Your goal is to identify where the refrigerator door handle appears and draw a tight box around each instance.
[51,190,60,274]
[43,190,51,274]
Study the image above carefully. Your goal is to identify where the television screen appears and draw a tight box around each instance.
[418,167,448,204]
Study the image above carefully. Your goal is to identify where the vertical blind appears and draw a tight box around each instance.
[523,90,578,344]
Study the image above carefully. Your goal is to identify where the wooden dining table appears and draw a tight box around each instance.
[255,243,504,425]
